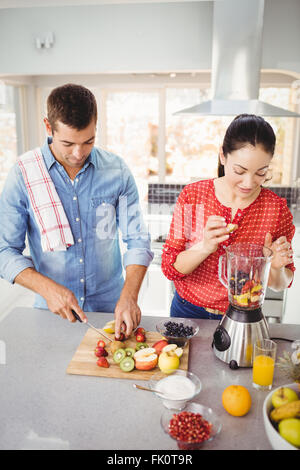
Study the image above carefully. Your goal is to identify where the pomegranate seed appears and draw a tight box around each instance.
[168,411,212,444]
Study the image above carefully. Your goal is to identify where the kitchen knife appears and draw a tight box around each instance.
[71,310,113,342]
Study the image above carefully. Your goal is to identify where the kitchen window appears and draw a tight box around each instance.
[34,79,297,202]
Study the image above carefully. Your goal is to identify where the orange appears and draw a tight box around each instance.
[222,385,252,417]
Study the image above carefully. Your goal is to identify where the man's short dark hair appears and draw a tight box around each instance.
[47,83,98,131]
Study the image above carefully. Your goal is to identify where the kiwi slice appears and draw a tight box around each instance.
[113,348,126,363]
[119,356,135,372]
[124,347,136,358]
[135,342,148,351]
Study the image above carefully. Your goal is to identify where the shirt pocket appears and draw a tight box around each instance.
[90,196,118,239]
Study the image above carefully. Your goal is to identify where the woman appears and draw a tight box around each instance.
[161,114,295,319]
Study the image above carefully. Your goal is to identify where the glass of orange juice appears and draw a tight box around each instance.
[252,339,277,391]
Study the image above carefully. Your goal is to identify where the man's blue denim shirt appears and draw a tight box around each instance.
[0,139,154,312]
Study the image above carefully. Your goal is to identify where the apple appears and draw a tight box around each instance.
[152,339,169,355]
[162,344,177,354]
[278,418,300,448]
[158,351,180,374]
[271,387,299,409]
[134,347,158,371]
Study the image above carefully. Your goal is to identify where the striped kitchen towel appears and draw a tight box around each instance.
[18,148,74,252]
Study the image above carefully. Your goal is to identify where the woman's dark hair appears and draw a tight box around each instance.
[218,114,276,177]
[47,83,97,131]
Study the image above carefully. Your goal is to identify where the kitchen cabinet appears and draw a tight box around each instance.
[282,225,300,324]
[138,263,173,317]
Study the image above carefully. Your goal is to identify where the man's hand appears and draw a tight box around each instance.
[114,264,147,339]
[114,292,141,338]
[14,267,87,323]
[43,282,87,323]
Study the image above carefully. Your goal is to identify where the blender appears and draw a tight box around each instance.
[212,243,273,369]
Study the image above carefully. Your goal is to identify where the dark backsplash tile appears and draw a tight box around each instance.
[148,183,297,209]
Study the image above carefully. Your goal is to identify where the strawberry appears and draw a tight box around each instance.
[94,346,108,357]
[97,357,109,368]
[136,332,146,343]
[115,332,125,341]
[135,327,146,336]
[97,340,106,348]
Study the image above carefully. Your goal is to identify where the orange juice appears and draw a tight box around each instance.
[252,354,275,387]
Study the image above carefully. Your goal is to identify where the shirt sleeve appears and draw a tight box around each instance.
[274,197,296,286]
[161,188,189,281]
[117,162,154,269]
[0,164,35,283]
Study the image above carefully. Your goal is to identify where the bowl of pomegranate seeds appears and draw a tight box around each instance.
[161,402,222,450]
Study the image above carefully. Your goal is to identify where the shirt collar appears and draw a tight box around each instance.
[41,136,96,171]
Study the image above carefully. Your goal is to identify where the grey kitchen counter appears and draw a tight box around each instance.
[0,307,300,451]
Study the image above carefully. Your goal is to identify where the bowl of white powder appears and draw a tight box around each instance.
[149,370,202,410]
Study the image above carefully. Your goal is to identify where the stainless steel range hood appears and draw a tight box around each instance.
[175,0,300,117]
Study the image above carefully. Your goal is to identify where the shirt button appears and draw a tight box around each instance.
[75,178,79,183]
[80,278,84,283]
[78,238,82,243]
[73,196,77,201]
[79,258,83,263]
[80,297,84,301]
[76,217,80,222]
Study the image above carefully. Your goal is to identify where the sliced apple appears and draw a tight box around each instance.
[162,344,178,354]
[174,347,183,358]
[134,347,158,370]
[152,339,169,355]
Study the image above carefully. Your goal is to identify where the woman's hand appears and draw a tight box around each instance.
[264,232,293,270]
[201,216,230,255]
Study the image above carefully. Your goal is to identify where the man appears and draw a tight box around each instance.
[0,83,153,338]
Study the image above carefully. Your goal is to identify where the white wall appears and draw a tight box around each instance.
[0,0,299,76]
[0,2,212,74]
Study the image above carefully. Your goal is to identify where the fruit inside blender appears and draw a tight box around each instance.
[229,270,263,308]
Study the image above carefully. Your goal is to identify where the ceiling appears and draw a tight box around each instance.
[0,0,211,8]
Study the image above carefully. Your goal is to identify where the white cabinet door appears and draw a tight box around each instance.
[282,256,300,325]
[138,264,173,317]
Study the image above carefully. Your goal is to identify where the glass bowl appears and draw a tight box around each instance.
[156,318,199,347]
[161,402,222,450]
[149,369,202,410]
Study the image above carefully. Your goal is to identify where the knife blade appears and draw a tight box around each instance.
[71,310,113,342]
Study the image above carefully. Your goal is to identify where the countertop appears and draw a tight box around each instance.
[0,307,300,451]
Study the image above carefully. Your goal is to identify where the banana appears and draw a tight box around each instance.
[270,400,300,422]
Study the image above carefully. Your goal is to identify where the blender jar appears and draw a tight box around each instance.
[219,243,273,310]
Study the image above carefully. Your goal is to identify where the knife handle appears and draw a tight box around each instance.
[71,310,82,322]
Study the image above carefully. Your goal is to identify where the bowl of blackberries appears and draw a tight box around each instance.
[156,319,199,347]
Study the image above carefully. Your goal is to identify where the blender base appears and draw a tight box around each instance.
[212,306,270,368]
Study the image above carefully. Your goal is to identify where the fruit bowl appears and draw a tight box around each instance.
[161,402,222,450]
[149,369,202,410]
[156,319,199,347]
[263,383,300,450]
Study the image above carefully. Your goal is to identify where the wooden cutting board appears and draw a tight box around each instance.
[66,329,189,380]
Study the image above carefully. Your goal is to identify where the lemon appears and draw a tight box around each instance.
[103,320,115,334]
